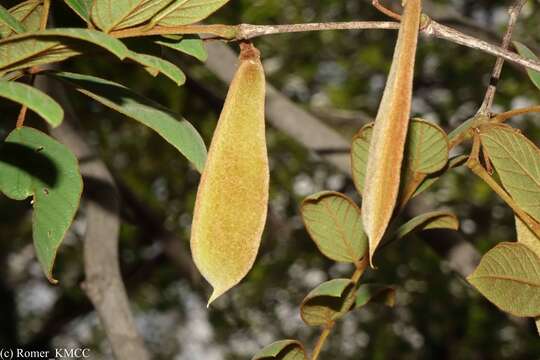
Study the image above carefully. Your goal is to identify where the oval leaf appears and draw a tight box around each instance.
[47,71,206,172]
[252,340,307,360]
[355,284,396,308]
[480,124,540,222]
[151,0,231,27]
[395,211,459,240]
[91,0,174,33]
[301,191,367,263]
[514,41,540,91]
[468,242,540,317]
[0,80,63,127]
[301,279,356,326]
[0,1,42,40]
[0,127,83,283]
[352,119,449,197]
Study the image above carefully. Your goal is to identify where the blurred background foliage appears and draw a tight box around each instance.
[1,0,540,359]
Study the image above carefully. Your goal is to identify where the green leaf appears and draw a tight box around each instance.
[127,50,186,85]
[64,0,93,22]
[514,41,540,91]
[355,284,396,308]
[48,71,206,172]
[252,340,307,360]
[395,211,459,240]
[91,0,174,33]
[150,0,231,27]
[0,4,26,35]
[0,80,63,127]
[301,191,367,263]
[0,127,82,282]
[468,242,540,317]
[300,279,356,326]
[157,37,208,62]
[480,124,540,222]
[413,154,469,196]
[351,119,449,196]
[0,1,41,39]
[0,28,129,74]
[516,216,540,257]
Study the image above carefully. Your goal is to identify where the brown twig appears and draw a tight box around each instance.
[478,0,528,115]
[372,0,402,21]
[310,257,369,360]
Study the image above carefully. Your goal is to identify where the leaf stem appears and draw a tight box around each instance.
[491,106,540,124]
[310,322,335,360]
[310,257,368,360]
[478,0,527,115]
[467,131,540,238]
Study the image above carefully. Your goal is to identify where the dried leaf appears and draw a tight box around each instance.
[361,0,422,266]
[190,43,268,305]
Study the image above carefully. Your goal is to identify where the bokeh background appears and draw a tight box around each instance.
[1,0,540,359]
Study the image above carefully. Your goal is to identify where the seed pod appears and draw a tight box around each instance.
[361,0,422,266]
[190,42,268,305]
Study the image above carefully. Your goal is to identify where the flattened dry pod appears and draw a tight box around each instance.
[190,42,269,305]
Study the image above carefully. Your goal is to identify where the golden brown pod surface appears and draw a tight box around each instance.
[190,43,268,305]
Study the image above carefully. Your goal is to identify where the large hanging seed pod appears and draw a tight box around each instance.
[361,0,422,266]
[190,42,269,305]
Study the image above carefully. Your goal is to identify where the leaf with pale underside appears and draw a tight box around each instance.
[301,279,356,326]
[0,80,63,127]
[149,0,231,27]
[301,191,367,263]
[479,124,540,222]
[0,127,82,283]
[355,284,396,308]
[127,50,186,85]
[64,0,93,22]
[252,340,307,360]
[514,41,540,91]
[394,211,459,240]
[516,216,540,260]
[157,36,208,62]
[91,0,174,33]
[48,71,206,172]
[413,154,468,197]
[0,4,26,35]
[0,28,129,75]
[361,0,422,266]
[352,119,449,197]
[468,242,540,317]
